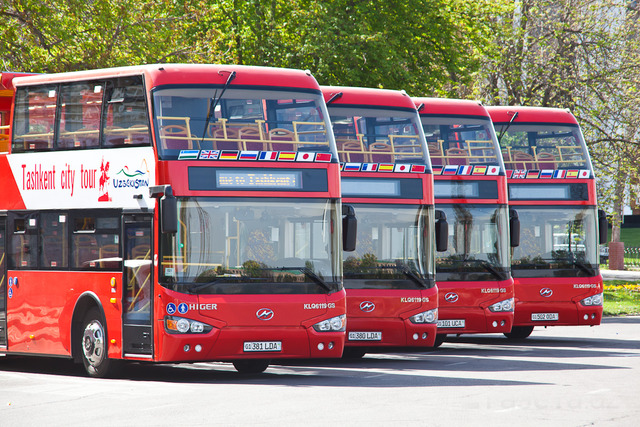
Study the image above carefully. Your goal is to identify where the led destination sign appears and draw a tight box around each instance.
[188,167,328,192]
[341,177,423,199]
[216,170,302,189]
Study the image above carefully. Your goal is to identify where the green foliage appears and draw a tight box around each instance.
[0,0,189,72]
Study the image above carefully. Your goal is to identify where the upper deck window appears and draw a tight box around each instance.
[13,85,58,152]
[496,124,590,170]
[152,88,334,160]
[58,81,103,149]
[328,106,428,165]
[12,75,151,152]
[420,117,501,167]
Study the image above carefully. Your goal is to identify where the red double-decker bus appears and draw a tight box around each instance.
[414,98,517,346]
[487,106,606,338]
[321,86,443,357]
[0,64,350,376]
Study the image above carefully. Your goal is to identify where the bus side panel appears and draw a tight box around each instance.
[6,271,121,357]
[0,156,26,210]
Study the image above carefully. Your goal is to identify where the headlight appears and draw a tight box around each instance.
[410,308,438,324]
[580,293,603,306]
[488,298,514,312]
[313,314,346,332]
[165,316,213,334]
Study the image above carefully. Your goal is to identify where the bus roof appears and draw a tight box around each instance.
[320,85,416,110]
[412,97,488,118]
[11,64,321,91]
[486,105,578,126]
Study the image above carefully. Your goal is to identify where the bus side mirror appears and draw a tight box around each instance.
[510,208,520,247]
[342,204,357,252]
[598,209,608,244]
[151,185,177,234]
[435,209,448,252]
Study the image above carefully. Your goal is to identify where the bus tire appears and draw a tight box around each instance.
[80,307,115,378]
[342,348,366,359]
[433,334,447,348]
[504,326,534,340]
[233,360,270,374]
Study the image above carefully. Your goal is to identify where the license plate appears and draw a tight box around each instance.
[243,341,282,352]
[437,319,465,328]
[531,313,559,321]
[348,331,382,341]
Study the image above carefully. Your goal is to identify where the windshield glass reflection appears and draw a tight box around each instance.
[512,206,598,277]
[160,198,342,294]
[343,204,434,289]
[436,204,510,281]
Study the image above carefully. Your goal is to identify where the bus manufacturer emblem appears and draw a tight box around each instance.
[444,292,459,303]
[540,288,553,297]
[360,301,375,312]
[256,308,274,321]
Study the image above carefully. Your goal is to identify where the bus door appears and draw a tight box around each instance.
[0,216,6,347]
[122,214,153,357]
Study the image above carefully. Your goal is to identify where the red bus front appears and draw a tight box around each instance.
[415,98,515,344]
[488,106,604,338]
[0,65,346,376]
[324,86,438,356]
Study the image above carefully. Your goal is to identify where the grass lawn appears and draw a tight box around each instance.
[603,280,640,316]
[609,227,640,247]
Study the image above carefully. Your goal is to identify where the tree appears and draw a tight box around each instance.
[0,0,189,72]
[474,0,640,252]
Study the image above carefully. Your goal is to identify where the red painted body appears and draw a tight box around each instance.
[414,97,515,336]
[487,106,603,329]
[0,65,347,366]
[323,86,439,350]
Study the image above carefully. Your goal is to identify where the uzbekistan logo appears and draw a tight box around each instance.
[360,301,375,313]
[444,292,459,303]
[256,308,274,321]
[112,159,150,192]
[540,288,553,297]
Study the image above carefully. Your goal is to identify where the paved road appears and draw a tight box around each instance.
[1,316,639,426]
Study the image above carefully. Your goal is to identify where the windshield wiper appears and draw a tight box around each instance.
[401,268,428,288]
[188,277,235,294]
[200,70,237,145]
[497,111,519,144]
[265,267,332,293]
[570,259,595,276]
[447,259,506,280]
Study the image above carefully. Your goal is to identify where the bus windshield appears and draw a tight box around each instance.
[421,117,502,167]
[436,204,510,281]
[160,198,342,294]
[497,124,591,171]
[153,88,334,160]
[327,107,429,165]
[511,206,599,277]
[343,204,434,290]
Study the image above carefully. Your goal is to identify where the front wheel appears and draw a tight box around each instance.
[433,334,447,348]
[504,326,534,340]
[80,308,116,378]
[233,360,270,374]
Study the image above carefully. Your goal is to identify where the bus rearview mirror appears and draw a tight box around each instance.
[598,209,608,244]
[342,204,357,252]
[510,208,520,248]
[435,209,448,252]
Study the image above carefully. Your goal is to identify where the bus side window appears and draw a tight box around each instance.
[12,86,58,152]
[8,216,37,269]
[40,213,68,269]
[103,76,150,148]
[58,82,102,149]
